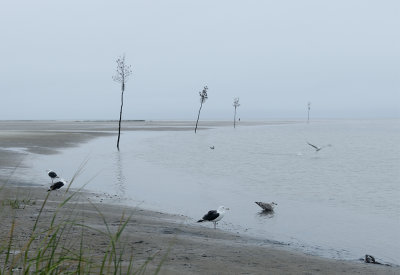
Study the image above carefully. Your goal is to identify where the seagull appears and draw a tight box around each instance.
[209,146,215,150]
[46,169,59,183]
[47,180,66,192]
[307,142,331,152]
[197,206,229,229]
[255,201,277,212]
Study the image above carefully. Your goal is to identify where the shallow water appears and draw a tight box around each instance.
[3,119,400,265]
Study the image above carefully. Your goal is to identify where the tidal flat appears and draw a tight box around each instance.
[0,120,398,274]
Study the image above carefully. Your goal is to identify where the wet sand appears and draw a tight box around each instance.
[1,120,399,274]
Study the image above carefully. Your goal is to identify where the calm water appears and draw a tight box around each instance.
[4,120,400,265]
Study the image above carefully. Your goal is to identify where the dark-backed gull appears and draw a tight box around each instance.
[46,169,59,183]
[197,206,229,229]
[48,180,65,192]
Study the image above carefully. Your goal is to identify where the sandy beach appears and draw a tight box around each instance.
[1,121,399,274]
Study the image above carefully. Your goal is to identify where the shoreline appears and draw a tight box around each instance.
[1,120,399,273]
[1,185,398,274]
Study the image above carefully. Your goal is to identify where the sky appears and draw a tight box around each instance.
[0,0,399,120]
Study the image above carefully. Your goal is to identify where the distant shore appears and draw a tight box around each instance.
[1,120,398,274]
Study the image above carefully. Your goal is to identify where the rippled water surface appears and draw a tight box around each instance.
[4,120,400,265]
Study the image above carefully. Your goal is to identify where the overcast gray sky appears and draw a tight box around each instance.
[0,0,399,120]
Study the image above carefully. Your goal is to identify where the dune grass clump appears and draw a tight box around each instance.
[1,198,35,210]
[0,170,165,274]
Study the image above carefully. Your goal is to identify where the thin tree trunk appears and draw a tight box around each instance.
[117,83,124,150]
[195,102,203,133]
[233,109,235,128]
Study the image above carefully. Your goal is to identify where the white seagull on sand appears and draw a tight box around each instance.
[46,169,59,183]
[197,206,229,229]
[307,142,331,152]
[255,201,277,212]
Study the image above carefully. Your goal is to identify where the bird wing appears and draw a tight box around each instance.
[307,142,319,150]
[255,202,272,211]
[50,181,64,190]
[202,210,220,221]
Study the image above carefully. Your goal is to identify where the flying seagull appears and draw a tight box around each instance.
[255,201,277,212]
[197,206,229,229]
[209,146,215,150]
[307,142,331,152]
[48,180,65,192]
[46,169,59,183]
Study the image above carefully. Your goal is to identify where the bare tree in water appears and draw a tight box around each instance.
[194,86,208,133]
[113,54,132,150]
[233,97,240,128]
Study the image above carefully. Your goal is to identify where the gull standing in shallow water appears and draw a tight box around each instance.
[255,201,277,212]
[197,206,229,229]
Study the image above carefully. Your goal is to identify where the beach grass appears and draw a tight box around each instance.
[0,167,164,275]
[1,198,35,210]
